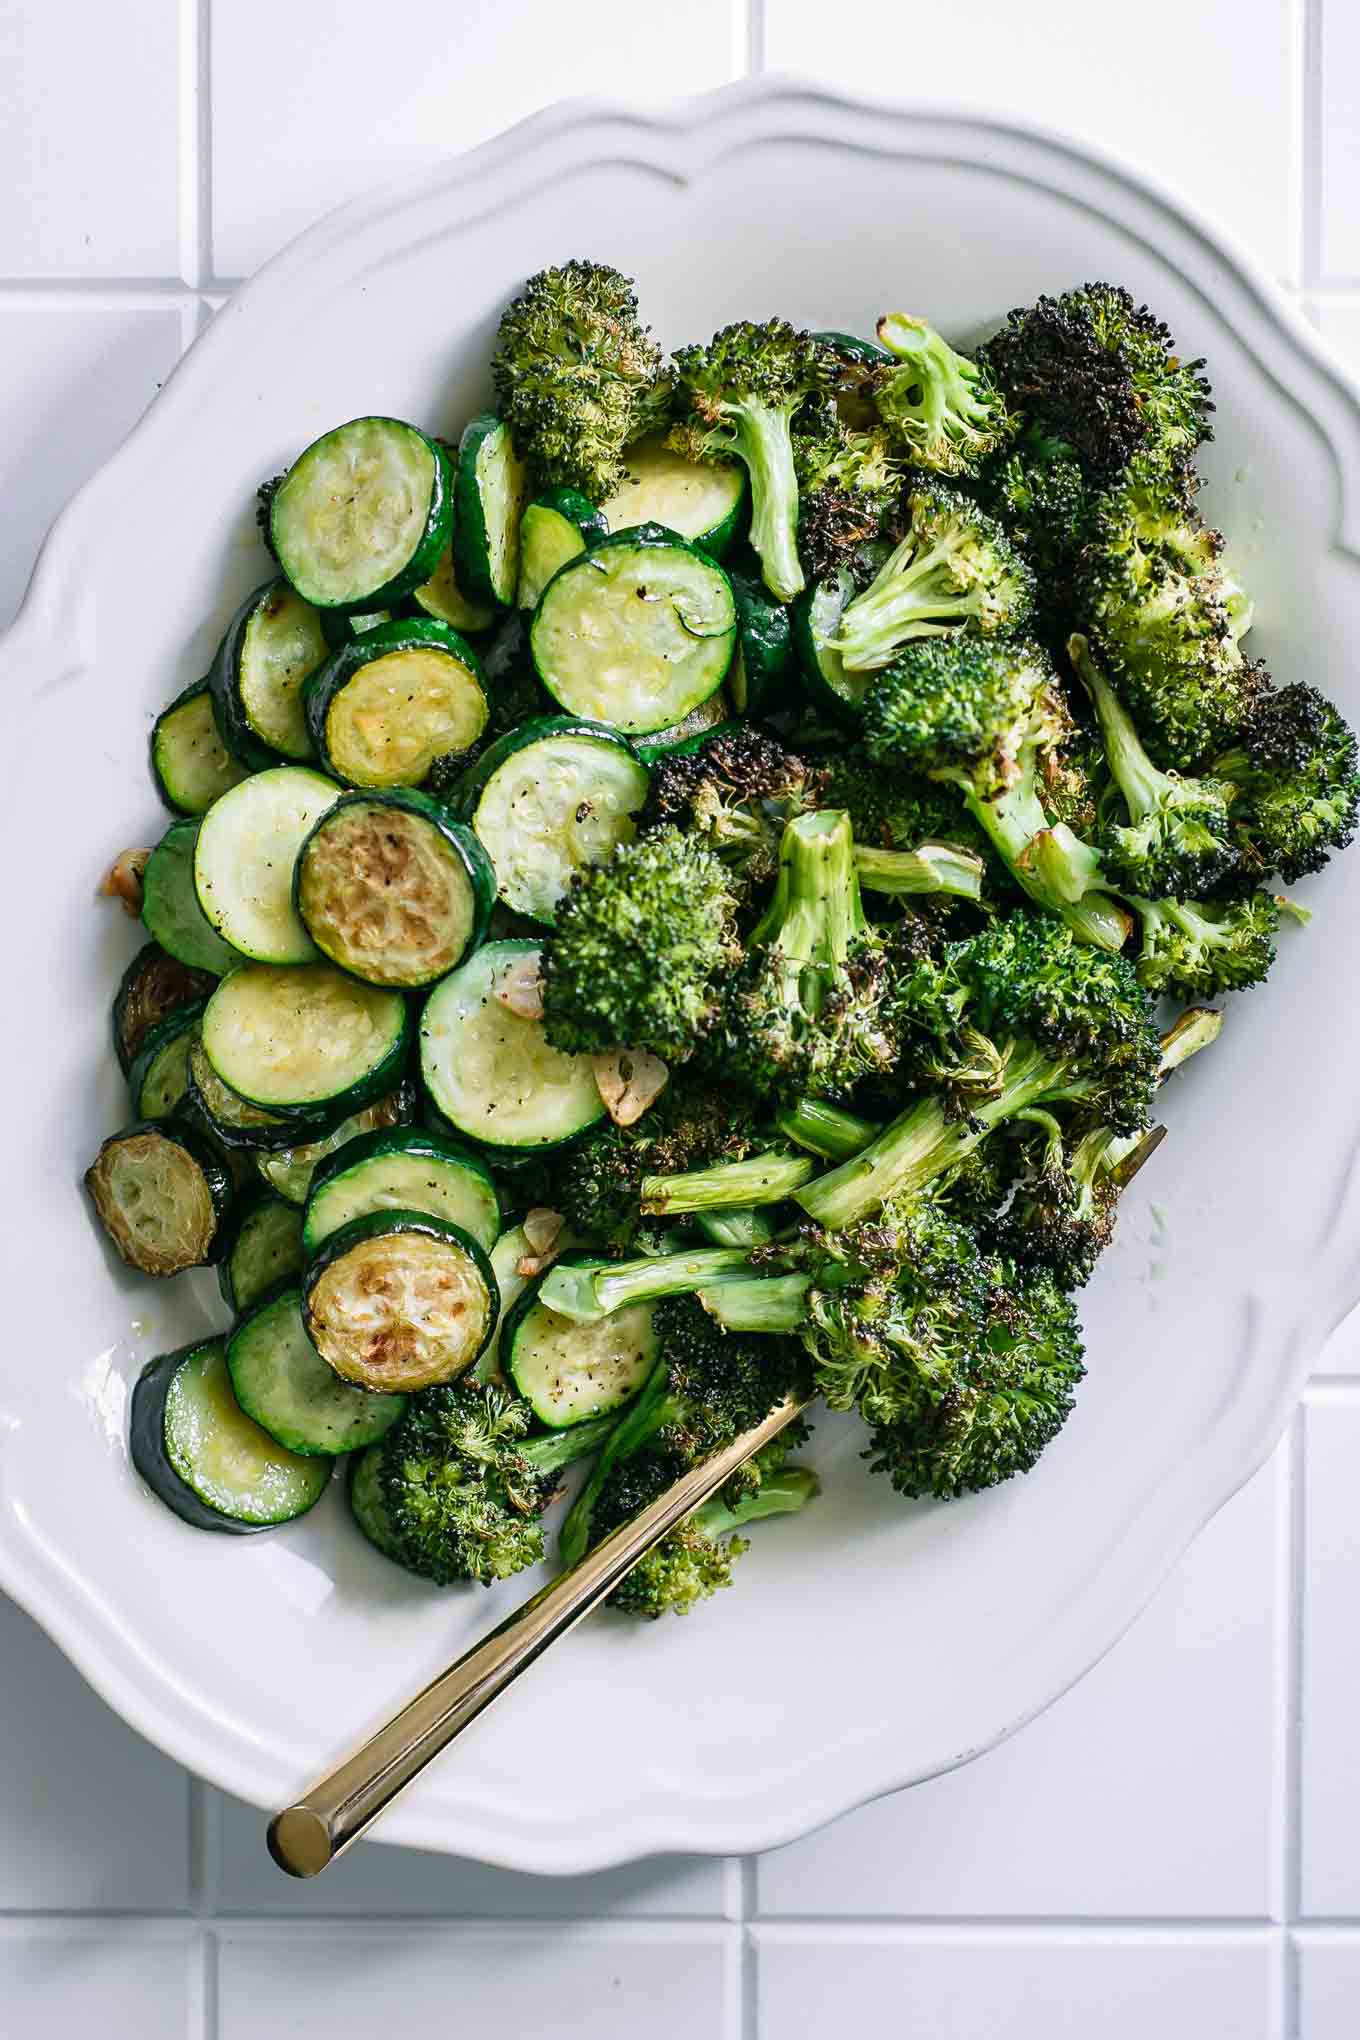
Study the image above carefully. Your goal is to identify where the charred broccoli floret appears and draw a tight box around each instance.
[1069,632,1238,895]
[552,1075,763,1253]
[831,483,1035,675]
[377,1382,615,1586]
[669,319,835,601]
[541,829,741,1063]
[872,312,1016,476]
[792,413,900,578]
[490,259,670,499]
[1212,682,1360,883]
[979,281,1213,484]
[987,1112,1123,1289]
[979,427,1096,645]
[862,636,1053,799]
[636,726,828,904]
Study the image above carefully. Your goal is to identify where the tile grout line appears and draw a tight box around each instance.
[1282,1406,1308,2038]
[1299,0,1324,290]
[744,0,765,76]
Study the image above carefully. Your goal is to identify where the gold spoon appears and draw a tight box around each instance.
[267,1389,811,1876]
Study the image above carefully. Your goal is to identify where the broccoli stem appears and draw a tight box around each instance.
[695,1207,777,1249]
[558,1359,674,1568]
[1068,632,1178,827]
[699,1274,812,1334]
[854,841,985,902]
[751,808,864,965]
[724,396,805,603]
[641,1149,815,1215]
[699,1466,820,1536]
[520,1410,620,1475]
[1156,1004,1224,1073]
[539,1247,755,1324]
[776,1096,881,1162]
[833,527,977,672]
[937,757,1131,950]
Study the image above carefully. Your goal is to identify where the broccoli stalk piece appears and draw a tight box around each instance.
[831,484,1035,674]
[872,312,1015,476]
[551,1073,763,1253]
[853,841,985,903]
[669,319,834,602]
[490,259,669,499]
[377,1383,617,1586]
[775,1096,881,1162]
[640,1148,816,1217]
[541,827,741,1063]
[1068,632,1238,895]
[635,726,828,905]
[1211,682,1360,883]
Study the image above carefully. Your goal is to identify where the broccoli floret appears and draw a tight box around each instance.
[713,809,922,1100]
[490,260,669,500]
[1069,632,1238,895]
[592,1438,819,1620]
[831,483,1035,675]
[865,1260,1085,1499]
[987,1113,1121,1289]
[862,636,1053,798]
[636,726,828,905]
[1212,682,1360,883]
[979,428,1096,645]
[1076,459,1269,768]
[1126,890,1283,999]
[377,1382,615,1586]
[872,312,1016,476]
[552,1075,763,1253]
[669,319,835,602]
[560,1294,808,1566]
[979,281,1213,484]
[792,414,900,578]
[541,829,741,1063]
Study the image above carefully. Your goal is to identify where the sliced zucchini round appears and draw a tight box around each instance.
[270,417,452,611]
[85,1118,231,1276]
[254,1085,413,1205]
[209,577,327,767]
[530,526,736,736]
[228,1285,406,1456]
[459,718,648,923]
[418,939,605,1154]
[599,434,747,558]
[501,1268,658,1429]
[304,619,489,789]
[218,1189,304,1313]
[187,1036,332,1152]
[634,696,734,762]
[478,1219,541,1381]
[126,1001,205,1120]
[151,678,249,815]
[348,1442,405,1560]
[142,820,241,976]
[410,541,495,636]
[303,1210,498,1393]
[113,943,216,1074]
[793,544,891,719]
[303,1126,500,1258]
[516,487,607,611]
[131,1339,329,1532]
[202,963,409,1117]
[294,788,493,987]
[320,608,394,651]
[193,766,339,964]
[453,414,529,608]
[728,567,795,718]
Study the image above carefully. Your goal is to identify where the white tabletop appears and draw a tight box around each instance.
[1,6,1357,2036]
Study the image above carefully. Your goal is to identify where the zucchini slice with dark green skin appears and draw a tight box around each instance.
[209,577,327,767]
[727,568,796,718]
[319,608,394,651]
[453,414,530,608]
[530,524,737,736]
[270,417,452,611]
[303,1125,500,1257]
[814,331,892,430]
[294,788,493,987]
[302,1209,499,1394]
[217,1188,304,1312]
[151,678,249,815]
[348,1442,406,1560]
[227,1285,406,1456]
[516,486,608,611]
[193,765,339,965]
[634,698,735,761]
[793,561,872,718]
[141,820,241,976]
[186,1037,338,1153]
[304,619,489,789]
[458,717,648,923]
[253,1083,414,1205]
[113,943,216,1074]
[598,434,748,558]
[410,541,495,636]
[126,1001,205,1120]
[202,963,410,1118]
[501,1261,659,1428]
[85,1118,232,1276]
[418,939,605,1155]
[131,1339,329,1532]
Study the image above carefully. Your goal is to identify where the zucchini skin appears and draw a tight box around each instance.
[150,676,248,815]
[813,330,891,365]
[301,1207,501,1385]
[208,576,323,770]
[186,1039,346,1153]
[303,618,489,786]
[125,1000,206,1119]
[141,819,241,976]
[86,1117,234,1272]
[728,567,796,718]
[532,485,608,544]
[453,413,524,608]
[455,714,645,817]
[130,1342,267,1535]
[635,717,744,767]
[112,943,215,1074]
[202,969,413,1122]
[271,420,453,612]
[301,1123,500,1258]
[217,1186,304,1311]
[293,786,494,982]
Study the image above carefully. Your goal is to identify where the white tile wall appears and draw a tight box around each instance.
[2,7,1359,2039]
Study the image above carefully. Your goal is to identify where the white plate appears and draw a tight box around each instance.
[3,77,1360,1875]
